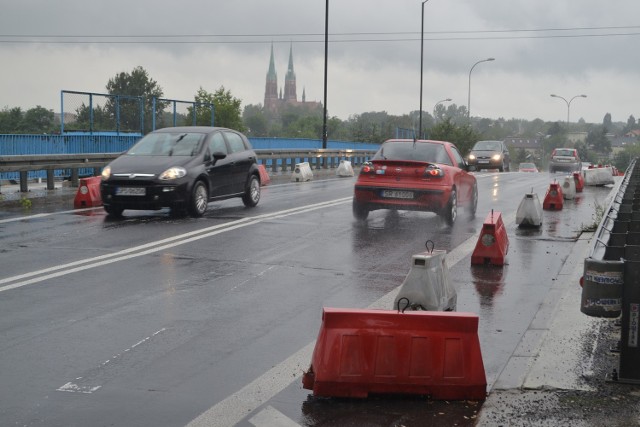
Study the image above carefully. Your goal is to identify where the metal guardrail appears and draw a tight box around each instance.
[0,149,376,193]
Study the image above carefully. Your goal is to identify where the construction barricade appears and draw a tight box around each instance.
[302,307,487,400]
[516,192,542,228]
[257,164,271,186]
[562,175,577,200]
[336,160,355,177]
[471,210,509,266]
[573,171,585,192]
[543,181,563,210]
[393,241,456,312]
[73,176,102,208]
[291,162,314,182]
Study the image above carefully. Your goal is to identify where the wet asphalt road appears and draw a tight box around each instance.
[0,171,618,426]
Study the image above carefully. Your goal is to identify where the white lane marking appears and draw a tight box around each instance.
[249,406,301,427]
[0,207,98,224]
[184,213,517,427]
[57,379,101,394]
[0,198,351,293]
[56,328,167,394]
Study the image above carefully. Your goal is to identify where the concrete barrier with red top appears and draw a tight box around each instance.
[302,307,487,400]
[471,210,509,266]
[73,176,102,208]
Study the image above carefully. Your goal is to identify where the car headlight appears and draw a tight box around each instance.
[492,154,502,161]
[468,154,476,161]
[159,167,187,180]
[101,166,111,180]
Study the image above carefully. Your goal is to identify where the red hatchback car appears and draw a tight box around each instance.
[353,139,478,225]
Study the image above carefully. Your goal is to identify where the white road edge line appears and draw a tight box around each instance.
[186,211,517,427]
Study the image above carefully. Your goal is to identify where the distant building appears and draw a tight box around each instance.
[504,137,543,160]
[263,44,321,113]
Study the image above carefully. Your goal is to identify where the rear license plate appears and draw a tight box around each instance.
[382,190,413,199]
[116,187,146,196]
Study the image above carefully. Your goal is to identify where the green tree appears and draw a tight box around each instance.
[192,86,245,131]
[623,115,637,134]
[242,105,268,136]
[429,118,480,156]
[105,66,166,133]
[0,107,24,133]
[586,126,611,155]
[603,113,612,129]
[22,106,55,133]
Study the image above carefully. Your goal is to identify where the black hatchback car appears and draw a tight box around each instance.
[100,126,261,217]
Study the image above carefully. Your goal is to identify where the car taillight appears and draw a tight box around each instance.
[424,165,444,178]
[360,162,374,174]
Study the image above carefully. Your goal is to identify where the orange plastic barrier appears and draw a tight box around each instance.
[573,171,585,193]
[73,176,102,208]
[543,182,563,210]
[302,307,487,400]
[257,164,271,186]
[471,210,509,266]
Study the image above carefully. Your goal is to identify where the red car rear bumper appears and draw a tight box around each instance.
[354,184,450,213]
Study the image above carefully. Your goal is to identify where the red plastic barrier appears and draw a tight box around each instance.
[73,176,102,208]
[302,307,486,400]
[257,164,271,186]
[573,171,585,193]
[471,211,509,266]
[543,182,563,210]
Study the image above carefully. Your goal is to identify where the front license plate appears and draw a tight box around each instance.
[478,160,490,164]
[116,187,146,196]
[382,190,413,199]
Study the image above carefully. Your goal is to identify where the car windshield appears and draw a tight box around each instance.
[373,141,452,166]
[473,141,501,151]
[128,132,205,156]
[554,149,575,157]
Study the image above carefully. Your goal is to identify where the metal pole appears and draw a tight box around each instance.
[321,0,329,150]
[418,0,429,140]
[467,58,495,118]
[550,94,587,124]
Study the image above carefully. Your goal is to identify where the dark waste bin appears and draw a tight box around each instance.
[581,257,624,318]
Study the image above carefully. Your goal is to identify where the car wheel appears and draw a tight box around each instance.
[443,188,457,226]
[189,181,208,217]
[104,205,124,217]
[467,183,478,218]
[352,199,369,220]
[242,175,261,207]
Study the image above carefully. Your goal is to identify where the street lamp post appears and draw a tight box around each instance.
[550,94,587,123]
[467,57,495,118]
[433,98,452,123]
[418,0,429,140]
[321,0,329,150]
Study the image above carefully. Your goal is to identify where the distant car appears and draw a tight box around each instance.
[467,140,511,172]
[100,126,261,217]
[518,162,539,173]
[549,148,581,173]
[352,139,477,225]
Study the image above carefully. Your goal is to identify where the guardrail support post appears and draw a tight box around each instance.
[71,168,79,187]
[19,171,28,192]
[46,169,55,190]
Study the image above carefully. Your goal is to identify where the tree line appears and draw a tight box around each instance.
[2,66,639,169]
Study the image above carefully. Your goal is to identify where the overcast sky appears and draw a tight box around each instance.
[2,0,639,126]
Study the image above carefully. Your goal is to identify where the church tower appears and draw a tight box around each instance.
[264,44,278,110]
[283,44,297,103]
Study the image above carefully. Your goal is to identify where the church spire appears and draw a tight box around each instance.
[264,43,278,110]
[283,43,297,102]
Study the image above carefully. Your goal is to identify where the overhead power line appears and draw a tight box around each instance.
[1,25,639,44]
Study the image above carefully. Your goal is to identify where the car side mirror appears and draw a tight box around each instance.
[213,152,227,161]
